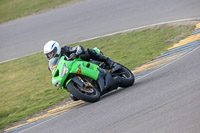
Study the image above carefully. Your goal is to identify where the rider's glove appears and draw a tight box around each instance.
[69,53,78,60]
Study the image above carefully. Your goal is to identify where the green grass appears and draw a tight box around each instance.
[0,0,77,23]
[0,24,194,129]
[72,25,194,69]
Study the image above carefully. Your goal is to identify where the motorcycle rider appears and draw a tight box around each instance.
[44,40,119,72]
[43,40,121,100]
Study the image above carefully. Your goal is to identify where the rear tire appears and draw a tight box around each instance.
[113,64,135,88]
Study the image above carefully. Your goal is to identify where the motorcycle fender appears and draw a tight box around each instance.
[71,76,84,87]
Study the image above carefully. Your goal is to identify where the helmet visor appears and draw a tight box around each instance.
[46,47,57,60]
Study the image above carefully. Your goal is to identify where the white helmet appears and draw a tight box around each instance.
[44,40,61,60]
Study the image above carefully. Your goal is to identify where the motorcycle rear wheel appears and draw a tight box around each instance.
[113,64,135,88]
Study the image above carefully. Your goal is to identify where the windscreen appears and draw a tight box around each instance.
[48,57,60,74]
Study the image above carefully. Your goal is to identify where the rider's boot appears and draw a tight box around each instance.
[103,57,122,73]
[87,49,121,72]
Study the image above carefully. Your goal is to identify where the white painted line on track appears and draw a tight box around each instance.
[1,17,199,64]
[77,18,200,43]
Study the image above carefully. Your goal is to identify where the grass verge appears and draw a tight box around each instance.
[0,24,195,129]
[0,0,80,23]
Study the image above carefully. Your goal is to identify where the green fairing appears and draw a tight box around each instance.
[51,56,100,90]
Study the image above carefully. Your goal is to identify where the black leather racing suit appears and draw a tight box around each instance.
[61,45,115,68]
[48,45,114,72]
[60,45,84,58]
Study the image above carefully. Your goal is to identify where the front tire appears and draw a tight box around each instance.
[69,93,79,101]
[67,80,100,103]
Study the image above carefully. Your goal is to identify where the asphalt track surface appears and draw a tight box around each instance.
[21,45,200,133]
[1,0,200,62]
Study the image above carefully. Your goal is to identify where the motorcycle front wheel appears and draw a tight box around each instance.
[67,77,100,103]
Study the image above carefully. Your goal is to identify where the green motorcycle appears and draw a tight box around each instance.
[49,48,135,103]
